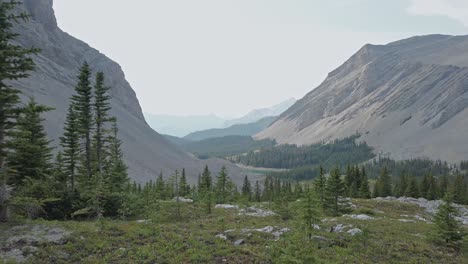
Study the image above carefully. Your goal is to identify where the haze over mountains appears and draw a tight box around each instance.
[145,98,295,137]
[257,35,468,163]
[11,0,245,184]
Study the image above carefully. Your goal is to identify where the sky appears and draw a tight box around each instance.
[53,0,468,118]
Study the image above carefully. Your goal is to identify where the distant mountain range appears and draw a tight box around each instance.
[257,35,468,163]
[184,116,277,141]
[145,98,295,137]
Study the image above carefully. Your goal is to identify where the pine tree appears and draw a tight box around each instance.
[405,177,420,198]
[60,105,80,190]
[314,166,327,206]
[242,175,252,201]
[374,167,392,197]
[432,190,466,249]
[155,172,165,199]
[72,62,94,180]
[396,174,408,197]
[8,100,53,186]
[299,188,321,241]
[0,0,39,222]
[452,175,467,204]
[106,120,128,192]
[179,168,188,197]
[215,166,229,204]
[324,167,346,216]
[358,167,371,199]
[199,165,213,214]
[254,181,261,202]
[93,72,111,175]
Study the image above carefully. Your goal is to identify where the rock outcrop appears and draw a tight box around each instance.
[11,0,244,183]
[256,35,468,162]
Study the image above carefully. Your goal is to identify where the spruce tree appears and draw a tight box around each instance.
[241,175,252,201]
[8,100,53,186]
[215,166,229,204]
[432,191,466,248]
[155,172,165,199]
[199,165,213,214]
[254,180,261,202]
[314,166,326,206]
[60,105,80,190]
[72,62,94,180]
[0,1,39,221]
[299,188,321,241]
[374,167,392,197]
[179,168,188,197]
[452,175,467,204]
[405,177,420,198]
[324,167,346,216]
[359,167,371,199]
[106,120,128,192]
[93,72,111,175]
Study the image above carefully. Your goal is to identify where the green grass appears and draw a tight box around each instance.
[1,200,467,263]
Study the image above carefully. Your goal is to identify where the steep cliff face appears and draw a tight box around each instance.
[257,35,468,162]
[11,0,244,184]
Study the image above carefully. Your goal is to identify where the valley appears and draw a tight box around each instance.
[1,0,468,263]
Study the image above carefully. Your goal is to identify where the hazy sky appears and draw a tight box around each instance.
[53,0,468,118]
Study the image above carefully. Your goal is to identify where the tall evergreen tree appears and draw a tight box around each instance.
[106,120,128,192]
[374,167,392,197]
[299,188,321,241]
[179,168,188,197]
[199,165,213,214]
[254,180,261,202]
[242,175,252,201]
[155,172,165,199]
[452,175,467,204]
[314,166,327,206]
[60,105,80,190]
[93,72,111,175]
[8,100,53,186]
[324,167,347,216]
[0,0,39,222]
[405,177,420,198]
[215,166,229,204]
[72,62,93,180]
[359,167,371,199]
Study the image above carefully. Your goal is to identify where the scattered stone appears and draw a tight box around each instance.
[374,196,468,225]
[322,218,337,222]
[239,206,276,217]
[331,224,352,233]
[346,228,362,236]
[135,219,151,224]
[312,235,328,242]
[215,204,239,209]
[312,224,321,230]
[215,234,228,240]
[344,214,375,220]
[233,239,245,246]
[172,197,193,203]
[398,219,416,223]
[414,215,430,223]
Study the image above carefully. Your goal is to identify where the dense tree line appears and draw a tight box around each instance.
[235,135,375,169]
[0,2,128,221]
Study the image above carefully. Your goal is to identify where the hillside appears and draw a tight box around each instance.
[257,35,468,162]
[185,116,276,141]
[11,0,243,184]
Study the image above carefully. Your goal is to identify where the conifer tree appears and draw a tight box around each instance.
[155,172,165,199]
[452,175,467,204]
[299,188,321,241]
[324,167,346,216]
[93,72,111,175]
[396,174,408,197]
[72,62,93,180]
[215,166,229,204]
[439,175,449,199]
[60,105,80,190]
[199,165,213,214]
[359,167,371,199]
[179,168,188,197]
[106,120,128,192]
[8,100,53,186]
[242,175,252,201]
[432,190,466,248]
[374,167,392,197]
[0,0,39,221]
[254,180,261,202]
[405,177,420,198]
[314,166,327,206]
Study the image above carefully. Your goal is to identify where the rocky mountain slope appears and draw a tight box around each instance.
[11,0,244,184]
[257,35,468,162]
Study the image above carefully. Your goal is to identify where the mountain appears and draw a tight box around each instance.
[224,98,296,127]
[257,35,468,163]
[185,116,277,141]
[11,0,245,184]
[144,114,227,137]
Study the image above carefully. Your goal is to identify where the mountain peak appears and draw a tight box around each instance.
[22,0,57,29]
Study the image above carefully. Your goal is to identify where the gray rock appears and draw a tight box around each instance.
[233,239,245,246]
[346,228,363,236]
[344,214,375,220]
[215,204,239,209]
[215,234,228,240]
[172,197,193,203]
[239,206,276,217]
